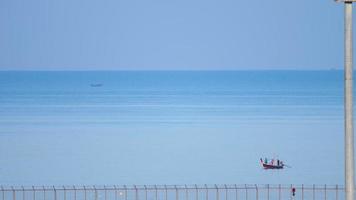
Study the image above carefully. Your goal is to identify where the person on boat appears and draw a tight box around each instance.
[264,158,268,164]
[277,159,280,166]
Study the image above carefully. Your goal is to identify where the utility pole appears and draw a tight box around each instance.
[336,1,355,200]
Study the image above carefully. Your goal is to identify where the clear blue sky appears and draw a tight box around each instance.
[0,0,348,70]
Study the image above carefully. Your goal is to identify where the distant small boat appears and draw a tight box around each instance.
[260,158,286,170]
[90,83,103,87]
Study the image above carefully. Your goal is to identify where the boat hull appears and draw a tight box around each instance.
[262,163,284,169]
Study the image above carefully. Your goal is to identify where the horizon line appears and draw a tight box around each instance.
[0,68,344,72]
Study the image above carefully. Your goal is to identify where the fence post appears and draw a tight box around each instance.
[164,185,167,200]
[84,186,87,200]
[254,185,258,200]
[224,185,228,200]
[312,185,315,200]
[324,185,327,200]
[301,185,304,200]
[94,186,98,200]
[245,185,248,200]
[155,185,158,200]
[175,185,179,200]
[267,185,269,200]
[53,186,57,200]
[278,185,281,200]
[1,186,4,200]
[185,185,188,200]
[195,185,198,200]
[336,185,338,200]
[290,185,292,200]
[234,185,237,200]
[205,185,208,200]
[22,186,25,200]
[215,185,219,200]
[114,186,117,200]
[124,185,127,200]
[43,186,46,200]
[63,186,66,200]
[104,186,107,200]
[32,186,35,200]
[134,185,138,200]
[73,186,77,200]
[12,186,15,200]
[145,185,148,200]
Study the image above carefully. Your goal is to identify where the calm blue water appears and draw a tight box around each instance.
[0,71,347,185]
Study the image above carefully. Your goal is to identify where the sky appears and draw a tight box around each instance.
[0,0,349,70]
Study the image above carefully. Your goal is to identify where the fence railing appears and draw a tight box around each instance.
[0,185,346,200]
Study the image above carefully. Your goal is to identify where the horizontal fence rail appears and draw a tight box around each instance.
[0,185,347,200]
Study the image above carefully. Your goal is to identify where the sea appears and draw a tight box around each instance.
[0,70,347,186]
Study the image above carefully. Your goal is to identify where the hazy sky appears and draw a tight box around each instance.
[0,0,349,70]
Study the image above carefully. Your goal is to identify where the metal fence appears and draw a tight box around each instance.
[0,185,346,200]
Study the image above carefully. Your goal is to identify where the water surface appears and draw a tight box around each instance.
[0,71,346,185]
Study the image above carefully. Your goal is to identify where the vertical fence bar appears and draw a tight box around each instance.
[234,185,237,200]
[1,186,4,200]
[135,185,138,200]
[32,186,35,200]
[254,185,258,200]
[114,185,117,200]
[84,186,87,200]
[185,185,188,200]
[43,187,45,200]
[301,185,304,200]
[114,186,117,200]
[74,186,77,200]
[12,187,15,200]
[205,185,208,200]
[94,186,97,200]
[195,185,198,200]
[312,185,315,200]
[336,185,339,200]
[53,186,57,200]
[155,185,158,200]
[215,185,219,200]
[278,185,281,200]
[63,186,66,200]
[105,186,108,200]
[324,185,327,200]
[175,185,178,200]
[96,186,99,200]
[164,185,167,200]
[245,185,248,200]
[22,186,25,200]
[225,185,228,200]
[144,186,147,200]
[124,185,127,200]
[290,185,292,200]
